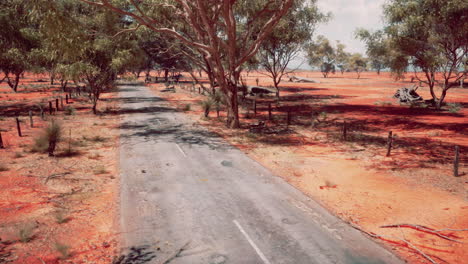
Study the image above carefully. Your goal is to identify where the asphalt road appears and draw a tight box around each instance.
[118,84,403,264]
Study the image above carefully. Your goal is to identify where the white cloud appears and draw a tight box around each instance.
[290,0,386,69]
[316,0,386,53]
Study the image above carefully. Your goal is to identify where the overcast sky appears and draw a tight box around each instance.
[292,0,387,69]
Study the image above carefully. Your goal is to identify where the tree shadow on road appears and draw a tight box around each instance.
[112,245,157,264]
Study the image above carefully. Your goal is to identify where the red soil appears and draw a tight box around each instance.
[0,75,119,263]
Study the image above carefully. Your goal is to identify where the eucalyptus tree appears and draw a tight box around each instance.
[79,0,294,128]
[348,53,367,79]
[32,0,138,114]
[384,0,468,108]
[306,35,336,78]
[335,41,350,75]
[0,0,40,92]
[355,28,390,75]
[258,0,327,98]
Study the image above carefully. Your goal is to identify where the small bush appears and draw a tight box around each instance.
[94,166,108,175]
[0,163,9,172]
[54,210,70,224]
[64,106,76,116]
[14,152,24,159]
[18,225,34,243]
[32,120,62,156]
[200,99,214,117]
[182,104,191,111]
[54,242,70,259]
[447,103,462,113]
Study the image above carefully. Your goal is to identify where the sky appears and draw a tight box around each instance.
[292,0,387,69]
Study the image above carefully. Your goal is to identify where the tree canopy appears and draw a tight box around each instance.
[383,0,468,108]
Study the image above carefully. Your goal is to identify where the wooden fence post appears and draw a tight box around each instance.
[55,99,59,111]
[16,117,22,137]
[29,110,33,128]
[49,101,53,115]
[253,99,257,116]
[0,132,4,148]
[454,146,460,177]
[66,94,69,104]
[60,97,64,108]
[343,120,347,141]
[268,103,272,120]
[386,131,393,157]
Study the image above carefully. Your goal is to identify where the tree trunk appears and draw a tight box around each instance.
[436,88,448,110]
[8,73,21,92]
[164,69,169,82]
[225,83,240,129]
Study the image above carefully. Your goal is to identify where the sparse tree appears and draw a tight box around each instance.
[355,28,390,75]
[0,0,39,92]
[335,41,350,75]
[384,0,468,109]
[348,53,367,79]
[79,0,294,128]
[258,0,327,98]
[306,35,336,78]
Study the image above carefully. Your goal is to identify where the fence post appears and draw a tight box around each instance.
[0,132,4,148]
[66,94,69,104]
[29,110,33,128]
[56,98,59,111]
[253,99,257,116]
[454,146,460,177]
[386,131,393,157]
[49,101,53,115]
[16,117,22,137]
[268,103,272,120]
[60,97,64,109]
[343,120,347,141]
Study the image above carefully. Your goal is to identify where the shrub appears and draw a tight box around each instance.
[0,163,9,172]
[14,152,24,159]
[31,120,62,156]
[200,99,214,117]
[18,225,34,243]
[64,106,76,116]
[447,103,462,113]
[182,104,191,112]
[94,166,108,175]
[54,210,70,224]
[54,242,70,259]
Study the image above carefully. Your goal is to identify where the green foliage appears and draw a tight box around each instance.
[306,36,338,78]
[383,0,468,107]
[0,0,40,91]
[200,99,214,118]
[348,53,368,79]
[31,120,61,155]
[182,104,191,112]
[258,0,328,88]
[355,29,390,74]
[447,103,463,113]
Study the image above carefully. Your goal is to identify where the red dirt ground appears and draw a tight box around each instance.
[0,76,120,263]
[149,70,467,264]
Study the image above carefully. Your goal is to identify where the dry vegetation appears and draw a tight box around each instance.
[0,75,120,263]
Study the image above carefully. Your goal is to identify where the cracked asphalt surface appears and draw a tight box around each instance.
[118,84,403,264]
